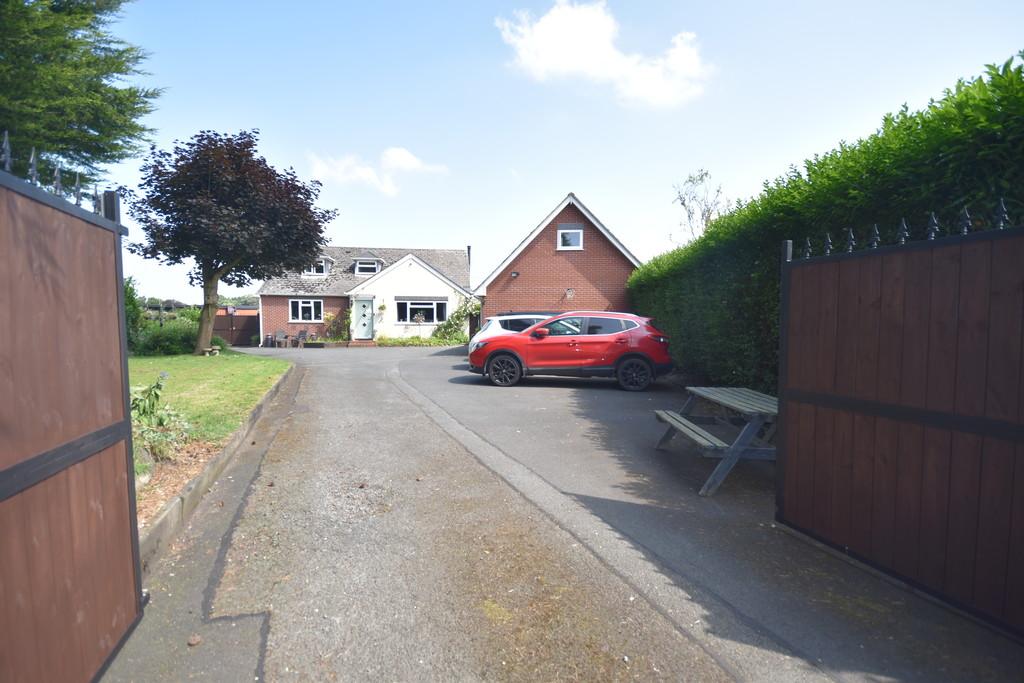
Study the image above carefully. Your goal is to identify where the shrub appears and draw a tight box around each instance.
[130,373,191,463]
[628,53,1024,392]
[375,335,464,347]
[432,297,479,344]
[323,309,350,341]
[133,320,231,355]
[135,319,198,355]
[123,277,145,352]
[176,306,202,323]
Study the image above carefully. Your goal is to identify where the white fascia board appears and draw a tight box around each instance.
[473,193,641,293]
[346,253,475,299]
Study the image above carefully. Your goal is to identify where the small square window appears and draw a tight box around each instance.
[557,228,583,250]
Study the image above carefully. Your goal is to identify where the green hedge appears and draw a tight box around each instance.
[375,334,466,347]
[134,318,228,356]
[629,53,1024,391]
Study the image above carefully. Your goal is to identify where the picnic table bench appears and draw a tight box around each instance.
[655,386,778,496]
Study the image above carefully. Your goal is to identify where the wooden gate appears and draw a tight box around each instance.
[0,172,143,680]
[213,307,260,345]
[777,216,1024,637]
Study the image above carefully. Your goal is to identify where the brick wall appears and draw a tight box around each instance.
[260,295,348,340]
[481,204,636,318]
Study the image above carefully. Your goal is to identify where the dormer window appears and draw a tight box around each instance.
[355,260,380,275]
[303,259,329,276]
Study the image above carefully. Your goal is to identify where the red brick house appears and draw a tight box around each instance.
[474,193,640,318]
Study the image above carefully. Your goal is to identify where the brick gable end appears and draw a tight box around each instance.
[482,204,635,318]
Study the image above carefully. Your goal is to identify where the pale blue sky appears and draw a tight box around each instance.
[108,0,1024,302]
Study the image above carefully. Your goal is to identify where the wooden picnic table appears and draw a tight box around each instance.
[654,386,778,496]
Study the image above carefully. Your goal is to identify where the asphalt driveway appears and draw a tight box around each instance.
[105,346,1023,682]
[397,346,1024,682]
[105,347,730,682]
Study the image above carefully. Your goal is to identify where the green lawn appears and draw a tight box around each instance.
[128,351,291,445]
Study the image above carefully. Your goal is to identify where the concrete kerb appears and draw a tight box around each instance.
[137,364,296,576]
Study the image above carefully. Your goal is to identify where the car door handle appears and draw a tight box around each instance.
[614,338,628,344]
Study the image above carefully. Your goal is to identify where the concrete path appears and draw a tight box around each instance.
[104,348,731,681]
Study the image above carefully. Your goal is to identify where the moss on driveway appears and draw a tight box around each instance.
[128,351,291,445]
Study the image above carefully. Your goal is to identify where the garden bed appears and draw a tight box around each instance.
[128,350,290,528]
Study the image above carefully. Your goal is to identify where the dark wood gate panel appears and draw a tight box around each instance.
[0,174,142,681]
[777,225,1024,636]
[213,310,259,345]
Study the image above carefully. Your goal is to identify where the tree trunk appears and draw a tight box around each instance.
[194,276,220,354]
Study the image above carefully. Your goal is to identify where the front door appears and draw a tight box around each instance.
[353,298,374,339]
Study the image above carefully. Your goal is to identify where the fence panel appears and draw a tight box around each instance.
[778,220,1024,637]
[213,310,260,346]
[0,171,142,681]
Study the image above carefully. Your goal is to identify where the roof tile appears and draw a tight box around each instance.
[258,246,470,296]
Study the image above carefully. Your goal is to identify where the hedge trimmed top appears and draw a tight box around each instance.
[628,52,1024,391]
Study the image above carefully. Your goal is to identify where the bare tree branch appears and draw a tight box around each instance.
[671,168,732,244]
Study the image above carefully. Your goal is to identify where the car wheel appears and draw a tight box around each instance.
[487,354,522,387]
[617,358,653,391]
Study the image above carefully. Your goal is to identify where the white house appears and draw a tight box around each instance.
[258,247,474,342]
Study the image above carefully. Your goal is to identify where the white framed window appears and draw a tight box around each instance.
[302,259,328,276]
[396,301,447,323]
[355,260,380,275]
[557,227,583,250]
[289,299,323,322]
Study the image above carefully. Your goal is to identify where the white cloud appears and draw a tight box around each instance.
[496,1,710,108]
[309,147,448,196]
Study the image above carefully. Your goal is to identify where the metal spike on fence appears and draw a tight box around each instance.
[845,227,856,252]
[823,232,833,255]
[53,167,62,195]
[92,187,101,214]
[28,147,38,185]
[74,173,81,206]
[897,218,910,245]
[803,237,812,258]
[1,131,10,172]
[958,207,971,235]
[926,212,940,240]
[869,224,880,248]
[995,198,1009,230]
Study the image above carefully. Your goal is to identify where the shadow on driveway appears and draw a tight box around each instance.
[399,353,1024,682]
[563,382,1023,682]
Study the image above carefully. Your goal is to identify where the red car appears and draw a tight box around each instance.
[468,311,673,391]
